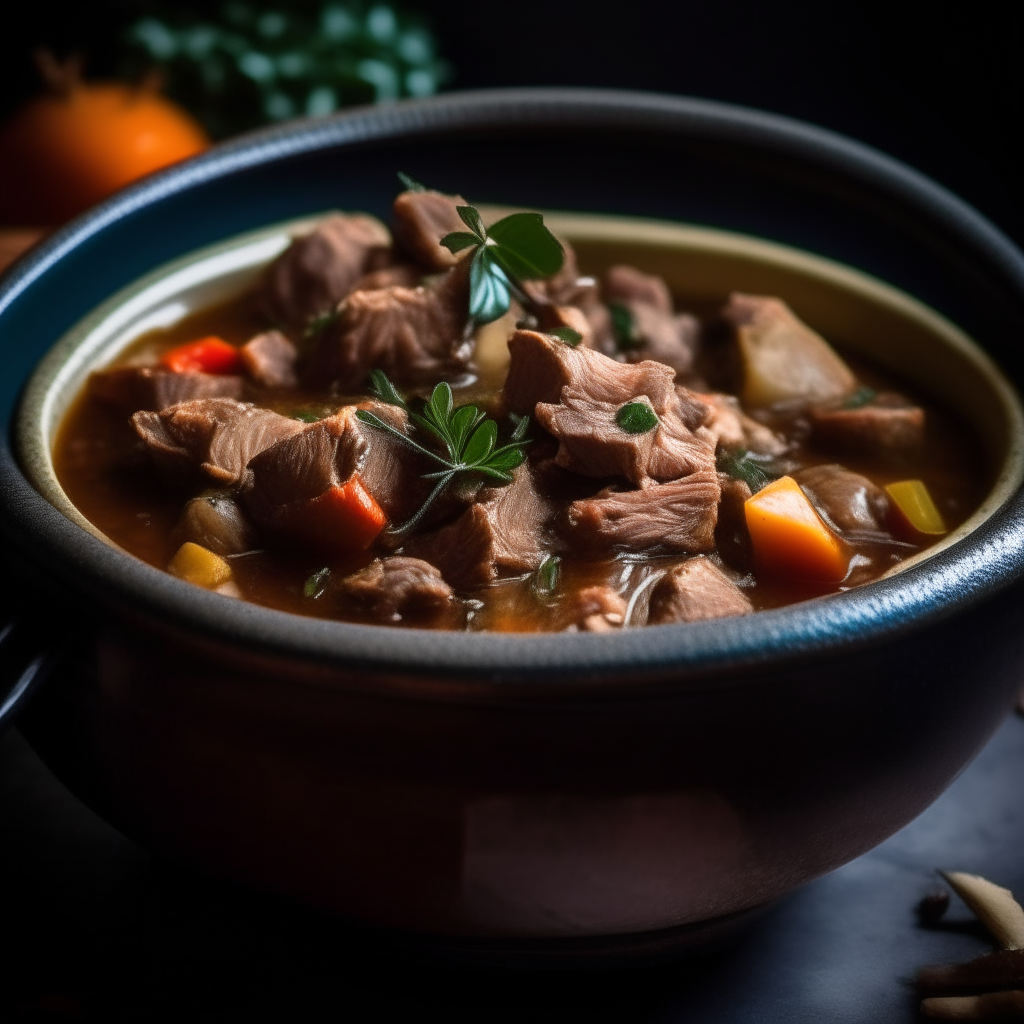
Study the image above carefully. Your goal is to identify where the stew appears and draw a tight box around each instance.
[53,178,987,632]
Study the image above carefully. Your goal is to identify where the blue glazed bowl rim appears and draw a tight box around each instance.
[4,87,1024,689]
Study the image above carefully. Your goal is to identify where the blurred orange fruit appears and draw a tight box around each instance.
[0,62,209,225]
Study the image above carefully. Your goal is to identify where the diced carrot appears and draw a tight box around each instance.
[886,479,947,538]
[168,541,233,589]
[276,473,387,551]
[745,475,849,582]
[160,336,242,375]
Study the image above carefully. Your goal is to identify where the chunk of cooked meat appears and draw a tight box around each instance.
[260,214,392,330]
[306,259,470,390]
[535,384,716,487]
[793,464,891,534]
[809,392,925,456]
[647,558,753,624]
[90,366,243,412]
[132,398,304,487]
[603,265,673,313]
[244,402,429,531]
[239,330,298,389]
[697,391,787,456]
[350,264,422,293]
[562,585,628,632]
[715,473,754,570]
[524,240,615,353]
[392,189,469,272]
[502,328,705,418]
[565,470,721,553]
[175,494,257,555]
[403,465,550,588]
[332,556,456,624]
[603,265,699,375]
[723,293,856,407]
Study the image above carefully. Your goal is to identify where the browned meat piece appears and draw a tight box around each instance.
[524,240,615,353]
[133,398,304,487]
[175,494,257,555]
[307,260,470,391]
[647,558,753,624]
[603,265,673,313]
[794,464,891,534]
[244,402,428,530]
[89,366,244,412]
[810,392,925,456]
[239,330,298,389]
[535,303,596,350]
[602,265,699,376]
[621,307,700,377]
[716,474,754,570]
[333,556,456,624]
[724,293,856,407]
[565,471,721,553]
[535,384,716,487]
[350,264,422,293]
[502,329,704,419]
[562,586,628,632]
[392,189,469,272]
[697,391,787,456]
[260,214,391,330]
[403,465,550,588]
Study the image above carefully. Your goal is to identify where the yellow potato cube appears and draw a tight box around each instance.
[168,542,233,589]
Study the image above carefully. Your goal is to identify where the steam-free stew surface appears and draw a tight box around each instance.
[52,195,988,632]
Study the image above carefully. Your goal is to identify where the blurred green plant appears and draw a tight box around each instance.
[121,1,449,138]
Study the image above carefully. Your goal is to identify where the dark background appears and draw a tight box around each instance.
[0,3,1019,245]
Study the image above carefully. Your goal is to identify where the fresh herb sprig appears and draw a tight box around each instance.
[356,370,531,535]
[717,447,780,493]
[410,184,563,325]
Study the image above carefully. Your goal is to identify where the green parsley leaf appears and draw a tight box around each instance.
[550,326,582,347]
[303,308,340,339]
[397,171,428,192]
[843,386,877,409]
[304,566,331,598]
[616,401,659,434]
[367,368,407,409]
[469,247,513,323]
[610,301,642,350]
[716,447,778,493]
[456,205,487,241]
[440,231,481,254]
[463,418,497,464]
[532,554,561,596]
[357,372,533,538]
[486,212,564,280]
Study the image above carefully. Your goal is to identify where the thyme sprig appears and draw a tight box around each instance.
[356,370,531,536]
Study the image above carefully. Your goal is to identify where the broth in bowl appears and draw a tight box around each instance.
[52,182,988,632]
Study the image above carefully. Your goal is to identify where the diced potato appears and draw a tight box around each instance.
[745,475,849,582]
[729,294,856,408]
[168,541,233,589]
[886,479,947,537]
[473,307,518,381]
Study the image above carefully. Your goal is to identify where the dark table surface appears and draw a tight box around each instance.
[1,713,1020,1022]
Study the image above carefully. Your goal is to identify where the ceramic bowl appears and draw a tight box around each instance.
[4,89,1024,962]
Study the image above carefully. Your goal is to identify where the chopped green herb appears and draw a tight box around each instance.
[356,373,532,536]
[397,171,428,192]
[438,199,565,325]
[616,401,659,434]
[717,447,779,493]
[303,308,340,340]
[366,368,408,409]
[290,406,334,423]
[550,326,583,347]
[610,301,642,350]
[304,567,331,598]
[843,386,877,409]
[532,554,561,596]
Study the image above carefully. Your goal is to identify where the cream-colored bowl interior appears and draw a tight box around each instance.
[17,211,1024,578]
